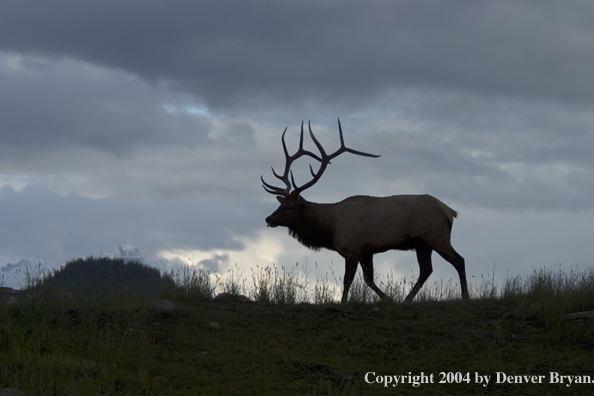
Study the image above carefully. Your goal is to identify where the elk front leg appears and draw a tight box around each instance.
[405,243,434,303]
[341,256,359,304]
[360,253,393,303]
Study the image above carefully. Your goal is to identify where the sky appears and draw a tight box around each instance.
[1,1,593,293]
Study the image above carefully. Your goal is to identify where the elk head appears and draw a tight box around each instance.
[262,119,380,228]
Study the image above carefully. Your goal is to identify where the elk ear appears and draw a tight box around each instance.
[276,196,286,204]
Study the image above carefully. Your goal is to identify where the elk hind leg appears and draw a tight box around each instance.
[405,243,434,303]
[435,244,469,300]
[360,253,393,303]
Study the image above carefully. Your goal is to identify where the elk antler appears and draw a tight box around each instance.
[261,121,323,196]
[262,118,380,196]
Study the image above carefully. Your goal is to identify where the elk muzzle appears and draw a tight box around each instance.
[265,216,278,227]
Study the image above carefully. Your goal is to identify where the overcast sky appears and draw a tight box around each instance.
[1,1,593,293]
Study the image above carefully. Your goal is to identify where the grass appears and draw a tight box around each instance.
[1,263,594,395]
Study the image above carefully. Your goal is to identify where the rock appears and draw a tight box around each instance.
[29,286,73,302]
[1,286,73,304]
[154,299,176,315]
[0,365,10,378]
[213,292,254,303]
[564,311,594,324]
[0,288,21,304]
[0,388,24,396]
[209,322,221,330]
[237,295,254,304]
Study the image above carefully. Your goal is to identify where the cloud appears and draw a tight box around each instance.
[1,1,594,291]
[0,53,209,156]
[157,230,286,273]
[2,2,593,211]
[0,52,270,200]
[2,1,594,114]
[1,48,592,213]
[331,92,594,211]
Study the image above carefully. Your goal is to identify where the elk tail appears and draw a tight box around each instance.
[437,201,458,223]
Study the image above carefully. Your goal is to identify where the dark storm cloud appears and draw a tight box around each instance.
[0,54,211,155]
[2,0,594,114]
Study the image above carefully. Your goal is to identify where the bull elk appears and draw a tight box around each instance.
[262,119,469,303]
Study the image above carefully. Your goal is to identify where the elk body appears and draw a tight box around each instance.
[262,120,469,303]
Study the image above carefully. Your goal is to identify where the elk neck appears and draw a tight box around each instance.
[287,199,336,252]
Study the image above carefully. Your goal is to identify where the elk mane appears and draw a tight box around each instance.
[286,204,335,252]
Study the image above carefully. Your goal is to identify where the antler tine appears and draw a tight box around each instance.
[262,122,323,197]
[290,170,299,190]
[331,118,381,160]
[280,127,289,159]
[262,119,379,196]
[267,127,291,187]
[271,166,284,181]
[270,127,292,186]
[298,121,305,151]
[296,121,323,162]
[261,176,286,195]
[306,120,326,157]
[291,122,330,194]
[262,127,292,196]
[292,118,380,195]
[337,117,346,147]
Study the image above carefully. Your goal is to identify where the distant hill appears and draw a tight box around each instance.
[39,256,173,298]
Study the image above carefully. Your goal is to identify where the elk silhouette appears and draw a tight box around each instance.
[262,119,469,303]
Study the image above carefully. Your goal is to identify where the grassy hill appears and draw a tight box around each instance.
[1,260,593,395]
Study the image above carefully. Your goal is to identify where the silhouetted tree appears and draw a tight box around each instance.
[40,257,173,298]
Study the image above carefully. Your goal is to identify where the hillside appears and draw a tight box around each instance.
[1,262,593,395]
